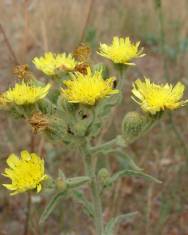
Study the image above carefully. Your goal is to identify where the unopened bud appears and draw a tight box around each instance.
[98,168,110,185]
[55,178,67,191]
[122,111,161,144]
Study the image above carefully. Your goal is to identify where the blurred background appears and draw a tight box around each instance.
[1,0,188,234]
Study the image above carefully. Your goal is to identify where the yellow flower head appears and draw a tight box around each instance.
[132,78,188,114]
[2,150,48,195]
[33,52,78,76]
[3,82,51,105]
[62,68,119,105]
[98,37,145,65]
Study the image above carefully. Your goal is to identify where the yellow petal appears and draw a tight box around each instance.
[6,154,19,169]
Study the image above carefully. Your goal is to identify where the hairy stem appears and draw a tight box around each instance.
[82,146,104,235]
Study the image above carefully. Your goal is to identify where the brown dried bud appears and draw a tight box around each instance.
[0,94,8,109]
[13,64,30,80]
[28,112,49,133]
[75,62,89,75]
[73,43,90,62]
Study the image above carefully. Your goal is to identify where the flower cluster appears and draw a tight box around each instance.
[1,36,188,197]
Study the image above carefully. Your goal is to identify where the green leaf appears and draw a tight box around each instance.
[115,150,142,171]
[104,212,138,235]
[108,169,161,186]
[67,176,91,188]
[39,191,66,224]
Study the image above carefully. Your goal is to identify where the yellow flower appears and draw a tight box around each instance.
[2,150,48,195]
[33,52,77,76]
[132,78,188,114]
[62,68,119,105]
[98,37,145,65]
[3,82,51,105]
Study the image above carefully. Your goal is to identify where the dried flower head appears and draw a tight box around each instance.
[28,112,49,133]
[2,150,48,195]
[98,37,145,65]
[13,64,29,80]
[75,62,90,75]
[3,82,51,105]
[33,52,78,76]
[62,68,119,105]
[73,43,91,62]
[132,78,188,114]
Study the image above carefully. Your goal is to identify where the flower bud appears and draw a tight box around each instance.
[97,168,110,185]
[73,121,88,137]
[122,111,160,145]
[55,178,67,191]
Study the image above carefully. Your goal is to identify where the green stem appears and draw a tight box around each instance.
[81,146,104,235]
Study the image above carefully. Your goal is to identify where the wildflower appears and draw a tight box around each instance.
[132,78,188,114]
[33,52,77,76]
[3,82,51,105]
[98,37,145,65]
[2,150,48,195]
[62,68,119,105]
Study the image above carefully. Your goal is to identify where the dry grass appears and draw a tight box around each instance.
[0,0,188,234]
